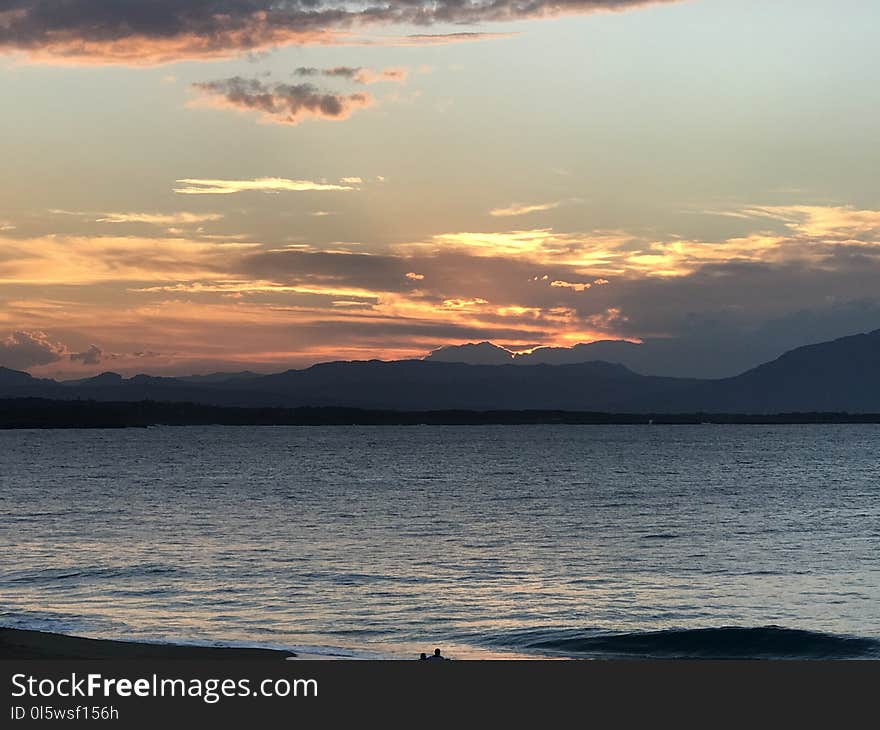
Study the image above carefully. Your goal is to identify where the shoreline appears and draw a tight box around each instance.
[4,398,880,428]
[0,628,297,660]
[0,628,535,661]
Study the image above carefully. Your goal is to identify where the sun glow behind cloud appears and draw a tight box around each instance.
[5,201,880,374]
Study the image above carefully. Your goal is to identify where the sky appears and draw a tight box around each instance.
[1,0,880,379]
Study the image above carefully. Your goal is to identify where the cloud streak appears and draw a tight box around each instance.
[294,66,408,84]
[490,201,565,217]
[191,76,372,125]
[68,344,104,365]
[732,205,880,239]
[95,212,224,225]
[0,1,683,65]
[0,233,259,285]
[391,32,519,46]
[173,177,358,195]
[550,280,594,292]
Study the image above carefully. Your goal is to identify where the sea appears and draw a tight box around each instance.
[1,425,879,659]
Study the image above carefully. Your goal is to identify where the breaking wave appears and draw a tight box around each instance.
[481,625,880,659]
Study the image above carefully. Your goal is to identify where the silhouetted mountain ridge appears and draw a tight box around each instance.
[426,339,651,371]
[682,328,880,412]
[1,329,879,412]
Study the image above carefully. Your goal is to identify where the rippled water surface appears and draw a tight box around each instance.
[2,425,879,658]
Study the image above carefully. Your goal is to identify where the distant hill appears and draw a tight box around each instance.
[177,371,262,384]
[1,329,879,413]
[681,329,880,412]
[0,367,38,387]
[240,359,694,410]
[61,372,124,387]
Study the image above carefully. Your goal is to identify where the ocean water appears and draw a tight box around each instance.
[1,425,879,660]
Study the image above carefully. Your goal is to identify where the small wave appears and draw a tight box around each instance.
[131,637,384,660]
[480,626,880,659]
[2,564,179,586]
[0,610,131,636]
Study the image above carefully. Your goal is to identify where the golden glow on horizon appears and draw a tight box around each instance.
[4,201,880,376]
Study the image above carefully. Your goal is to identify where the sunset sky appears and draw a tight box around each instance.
[2,0,880,378]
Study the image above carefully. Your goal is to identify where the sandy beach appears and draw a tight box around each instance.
[0,628,296,660]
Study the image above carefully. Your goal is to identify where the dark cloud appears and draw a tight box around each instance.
[0,329,162,373]
[325,66,361,79]
[294,66,407,84]
[192,76,372,124]
[241,249,415,291]
[297,66,361,80]
[0,330,66,369]
[69,344,103,365]
[236,242,880,377]
[293,318,550,344]
[0,0,680,64]
[547,259,880,376]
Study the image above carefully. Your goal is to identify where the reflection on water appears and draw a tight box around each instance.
[1,425,878,658]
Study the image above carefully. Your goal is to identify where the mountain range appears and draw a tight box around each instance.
[425,340,647,368]
[2,329,880,413]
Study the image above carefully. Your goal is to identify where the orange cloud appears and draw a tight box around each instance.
[399,229,632,273]
[550,280,592,291]
[734,205,880,239]
[8,27,348,66]
[401,204,880,279]
[133,280,384,301]
[442,297,489,309]
[0,233,258,285]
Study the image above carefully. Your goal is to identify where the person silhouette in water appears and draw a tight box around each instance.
[426,648,446,660]
[419,653,427,660]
